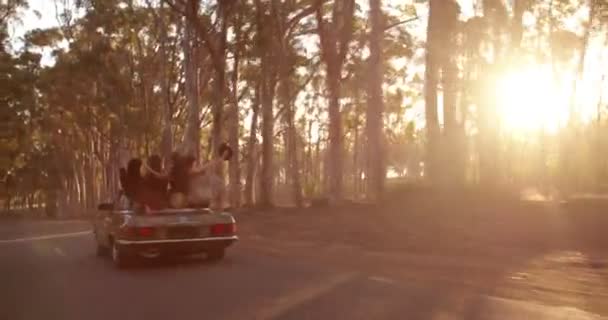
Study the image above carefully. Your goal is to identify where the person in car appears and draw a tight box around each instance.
[140,152,190,208]
[120,158,143,201]
[144,155,167,191]
[138,154,169,210]
[188,143,232,209]
[144,144,232,209]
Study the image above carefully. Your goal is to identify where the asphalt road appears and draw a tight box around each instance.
[1,220,606,320]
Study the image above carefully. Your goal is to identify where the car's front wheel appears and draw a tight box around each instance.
[111,241,132,268]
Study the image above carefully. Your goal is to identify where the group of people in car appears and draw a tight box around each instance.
[118,143,233,211]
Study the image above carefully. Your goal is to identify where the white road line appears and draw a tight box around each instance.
[54,247,66,256]
[0,230,92,244]
[368,275,396,285]
[483,296,608,320]
[254,272,358,320]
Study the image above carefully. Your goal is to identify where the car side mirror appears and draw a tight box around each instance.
[98,203,114,211]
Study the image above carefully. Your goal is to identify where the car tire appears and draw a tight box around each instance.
[96,243,109,257]
[207,248,225,261]
[111,241,132,268]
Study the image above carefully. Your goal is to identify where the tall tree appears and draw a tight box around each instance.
[182,0,200,156]
[424,0,441,184]
[316,0,355,203]
[366,0,385,200]
[439,0,463,186]
[228,5,243,208]
[158,0,173,161]
[256,0,278,207]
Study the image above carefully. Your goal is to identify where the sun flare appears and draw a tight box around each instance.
[496,66,570,135]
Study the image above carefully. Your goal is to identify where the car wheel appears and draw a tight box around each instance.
[207,248,225,261]
[96,243,109,257]
[111,241,132,268]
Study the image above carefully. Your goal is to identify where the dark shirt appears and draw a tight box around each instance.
[169,167,190,194]
[133,174,168,210]
[144,174,168,194]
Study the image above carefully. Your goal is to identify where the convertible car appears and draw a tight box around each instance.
[93,201,238,268]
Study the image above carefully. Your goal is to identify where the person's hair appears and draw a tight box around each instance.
[127,158,142,177]
[170,151,180,162]
[218,142,233,160]
[147,154,162,172]
[169,153,196,179]
[184,154,196,166]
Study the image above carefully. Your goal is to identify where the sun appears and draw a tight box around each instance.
[496,66,570,135]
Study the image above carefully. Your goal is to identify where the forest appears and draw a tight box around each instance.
[2,0,608,217]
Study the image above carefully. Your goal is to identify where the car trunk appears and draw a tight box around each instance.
[125,208,233,241]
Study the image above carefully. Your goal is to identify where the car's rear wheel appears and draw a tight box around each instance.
[112,241,132,268]
[96,243,109,257]
[207,248,225,261]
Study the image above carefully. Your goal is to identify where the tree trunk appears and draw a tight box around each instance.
[326,74,344,201]
[260,72,276,207]
[287,116,302,207]
[212,1,229,172]
[476,0,505,187]
[366,0,386,201]
[442,60,465,186]
[279,72,303,207]
[257,1,277,208]
[316,0,355,203]
[159,0,173,160]
[511,0,526,56]
[315,134,322,195]
[570,0,596,125]
[228,10,242,208]
[306,118,313,197]
[245,83,261,206]
[424,0,441,185]
[440,0,464,187]
[353,114,360,195]
[182,0,200,157]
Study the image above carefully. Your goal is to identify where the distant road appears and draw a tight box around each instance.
[0,220,606,320]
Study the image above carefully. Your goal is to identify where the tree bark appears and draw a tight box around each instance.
[228,9,242,207]
[353,113,360,195]
[245,82,261,206]
[278,64,303,207]
[440,1,463,187]
[257,1,277,207]
[286,104,302,207]
[272,0,303,207]
[260,72,276,207]
[366,0,386,201]
[511,0,526,52]
[569,0,596,125]
[315,0,355,203]
[182,0,200,157]
[211,1,229,177]
[159,0,173,160]
[327,74,343,200]
[424,0,441,185]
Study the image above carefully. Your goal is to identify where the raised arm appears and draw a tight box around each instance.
[190,150,229,175]
[143,162,168,179]
[190,158,220,175]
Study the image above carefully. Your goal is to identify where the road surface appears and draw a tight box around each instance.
[0,219,607,320]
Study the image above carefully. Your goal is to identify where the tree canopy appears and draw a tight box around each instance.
[3,0,608,216]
